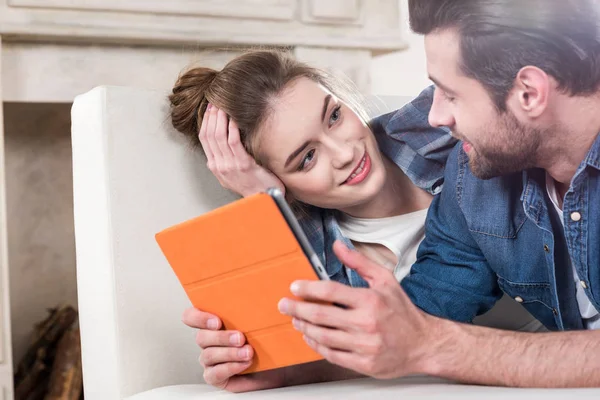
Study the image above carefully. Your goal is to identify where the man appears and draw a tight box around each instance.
[278,0,600,387]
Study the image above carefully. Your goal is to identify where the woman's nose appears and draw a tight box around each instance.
[330,142,355,169]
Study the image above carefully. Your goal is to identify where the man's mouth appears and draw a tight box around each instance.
[452,131,472,153]
[344,151,371,185]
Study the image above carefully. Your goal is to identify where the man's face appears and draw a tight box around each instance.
[424,28,541,179]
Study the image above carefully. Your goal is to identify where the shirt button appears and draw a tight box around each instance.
[544,244,550,253]
[571,212,582,222]
[515,296,524,303]
[581,280,588,289]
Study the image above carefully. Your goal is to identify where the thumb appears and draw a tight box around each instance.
[332,240,388,285]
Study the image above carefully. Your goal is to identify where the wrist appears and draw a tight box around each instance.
[414,315,464,377]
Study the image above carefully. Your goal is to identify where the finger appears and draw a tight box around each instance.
[293,318,356,352]
[278,298,354,330]
[198,105,214,165]
[200,345,253,367]
[182,307,221,330]
[205,105,223,159]
[228,119,253,163]
[289,279,366,309]
[332,240,390,285]
[196,329,246,349]
[203,362,252,387]
[302,336,362,374]
[214,109,234,159]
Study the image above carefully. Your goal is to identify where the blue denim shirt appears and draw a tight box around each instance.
[402,135,600,331]
[299,85,456,288]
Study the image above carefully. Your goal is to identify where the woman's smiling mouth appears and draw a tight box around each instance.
[344,151,371,185]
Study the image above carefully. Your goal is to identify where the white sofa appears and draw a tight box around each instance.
[70,86,600,399]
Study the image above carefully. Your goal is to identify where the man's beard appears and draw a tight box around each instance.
[457,112,542,180]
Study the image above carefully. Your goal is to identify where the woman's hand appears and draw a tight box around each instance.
[199,104,285,197]
[182,307,286,393]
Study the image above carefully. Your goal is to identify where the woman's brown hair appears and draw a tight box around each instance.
[168,49,367,160]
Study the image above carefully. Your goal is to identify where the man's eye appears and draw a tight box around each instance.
[298,149,316,171]
[443,92,456,103]
[329,106,341,125]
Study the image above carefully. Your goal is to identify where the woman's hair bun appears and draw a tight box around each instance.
[169,67,218,142]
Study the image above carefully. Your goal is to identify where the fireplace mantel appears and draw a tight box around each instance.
[0,0,407,102]
[0,1,406,397]
[1,0,405,51]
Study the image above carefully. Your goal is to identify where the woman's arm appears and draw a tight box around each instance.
[198,104,284,197]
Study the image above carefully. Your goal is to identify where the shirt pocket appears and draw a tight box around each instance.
[497,275,556,330]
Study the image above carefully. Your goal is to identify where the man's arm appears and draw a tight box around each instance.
[280,146,600,388]
[280,241,600,388]
[426,318,600,387]
[406,146,600,387]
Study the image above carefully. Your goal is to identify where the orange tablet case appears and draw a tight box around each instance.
[155,192,324,374]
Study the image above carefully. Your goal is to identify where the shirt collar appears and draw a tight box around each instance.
[583,132,600,171]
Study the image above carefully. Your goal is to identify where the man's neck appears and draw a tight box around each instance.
[540,93,600,186]
[340,156,432,219]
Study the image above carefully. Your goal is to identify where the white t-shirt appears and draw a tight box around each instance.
[545,173,600,329]
[338,208,428,282]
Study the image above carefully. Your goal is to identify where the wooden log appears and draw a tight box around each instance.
[14,306,77,385]
[44,327,83,400]
[14,357,46,400]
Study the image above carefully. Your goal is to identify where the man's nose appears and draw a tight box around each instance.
[428,88,456,128]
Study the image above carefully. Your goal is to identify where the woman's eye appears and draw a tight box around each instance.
[329,106,341,126]
[298,149,316,171]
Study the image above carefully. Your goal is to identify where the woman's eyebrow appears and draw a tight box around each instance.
[321,94,332,123]
[285,141,310,168]
[283,93,331,169]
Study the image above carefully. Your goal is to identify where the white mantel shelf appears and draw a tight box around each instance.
[0,0,407,52]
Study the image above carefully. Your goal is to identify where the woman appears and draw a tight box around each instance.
[169,50,543,393]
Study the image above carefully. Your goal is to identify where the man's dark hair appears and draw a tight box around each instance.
[409,0,600,111]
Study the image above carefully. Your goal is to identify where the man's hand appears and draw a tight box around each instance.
[182,308,286,393]
[279,242,600,388]
[277,240,440,379]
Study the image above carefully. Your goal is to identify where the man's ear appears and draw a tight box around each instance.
[511,66,550,118]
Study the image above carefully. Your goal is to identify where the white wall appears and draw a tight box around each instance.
[371,0,431,97]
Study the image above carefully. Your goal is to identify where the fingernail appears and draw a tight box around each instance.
[238,348,249,359]
[303,335,315,347]
[290,282,300,295]
[207,318,219,330]
[230,333,241,346]
[292,318,301,330]
[278,299,289,315]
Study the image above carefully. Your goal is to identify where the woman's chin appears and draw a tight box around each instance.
[337,172,386,211]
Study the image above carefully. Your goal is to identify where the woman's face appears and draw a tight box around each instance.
[257,78,387,212]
